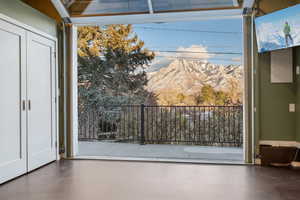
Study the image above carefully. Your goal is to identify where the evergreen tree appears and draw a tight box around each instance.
[77,25,156,111]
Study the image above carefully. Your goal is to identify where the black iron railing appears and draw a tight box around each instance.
[78,105,243,147]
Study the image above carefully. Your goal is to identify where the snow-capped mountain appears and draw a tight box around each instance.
[146,59,243,97]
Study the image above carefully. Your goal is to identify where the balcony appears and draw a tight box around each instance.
[77,105,243,163]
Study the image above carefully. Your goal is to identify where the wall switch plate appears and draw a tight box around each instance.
[289,104,296,112]
[297,66,300,75]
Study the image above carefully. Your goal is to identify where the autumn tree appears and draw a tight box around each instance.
[215,91,231,105]
[227,79,242,105]
[200,85,215,105]
[176,93,185,104]
[193,94,203,105]
[193,85,232,106]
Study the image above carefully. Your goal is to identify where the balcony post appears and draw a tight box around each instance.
[140,104,145,145]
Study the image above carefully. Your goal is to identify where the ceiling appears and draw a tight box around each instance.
[22,0,61,21]
[60,0,241,17]
[24,0,300,23]
[255,0,300,16]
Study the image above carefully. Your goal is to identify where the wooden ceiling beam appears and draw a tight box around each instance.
[22,0,62,22]
[255,0,300,16]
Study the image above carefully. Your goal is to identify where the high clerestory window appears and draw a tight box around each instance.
[60,0,240,17]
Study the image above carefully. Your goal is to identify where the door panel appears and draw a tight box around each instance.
[0,20,27,184]
[27,32,56,171]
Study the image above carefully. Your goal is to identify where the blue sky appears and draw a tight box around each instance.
[132,18,242,71]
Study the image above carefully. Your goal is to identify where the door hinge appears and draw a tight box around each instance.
[59,147,65,154]
[53,51,57,58]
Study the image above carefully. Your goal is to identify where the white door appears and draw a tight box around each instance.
[27,32,57,171]
[0,20,27,184]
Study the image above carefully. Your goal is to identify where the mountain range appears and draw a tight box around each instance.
[146,59,243,105]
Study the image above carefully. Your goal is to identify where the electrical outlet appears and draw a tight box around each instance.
[297,66,300,75]
[289,104,295,112]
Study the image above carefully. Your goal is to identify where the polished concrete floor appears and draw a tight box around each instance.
[0,160,300,200]
[78,142,243,163]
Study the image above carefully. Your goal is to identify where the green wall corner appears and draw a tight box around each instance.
[0,0,57,37]
[257,52,297,141]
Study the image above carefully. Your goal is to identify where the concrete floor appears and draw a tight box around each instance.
[1,160,300,200]
[78,142,243,163]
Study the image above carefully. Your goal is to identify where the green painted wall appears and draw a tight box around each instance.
[257,52,297,141]
[253,34,260,154]
[295,47,300,142]
[0,0,57,37]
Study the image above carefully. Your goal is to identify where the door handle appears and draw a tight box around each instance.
[22,100,26,111]
[28,100,31,111]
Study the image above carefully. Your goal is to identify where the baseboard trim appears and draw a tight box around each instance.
[259,140,300,148]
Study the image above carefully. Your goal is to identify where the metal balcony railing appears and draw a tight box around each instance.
[78,105,243,147]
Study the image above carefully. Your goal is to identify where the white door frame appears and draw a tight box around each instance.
[70,25,79,157]
[69,9,254,163]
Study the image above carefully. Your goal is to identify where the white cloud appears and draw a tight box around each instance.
[176,45,213,60]
[156,45,213,60]
[148,45,214,72]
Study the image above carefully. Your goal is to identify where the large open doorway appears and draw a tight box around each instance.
[73,15,245,163]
